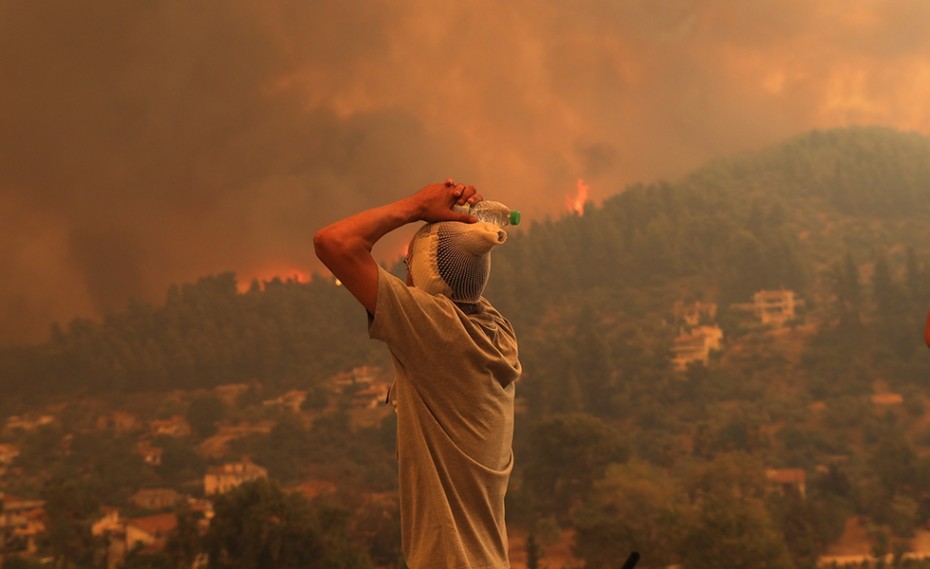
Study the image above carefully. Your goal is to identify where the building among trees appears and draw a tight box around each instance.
[672,325,724,371]
[733,289,800,326]
[204,460,268,496]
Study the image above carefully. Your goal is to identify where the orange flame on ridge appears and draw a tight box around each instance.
[566,178,589,216]
[236,267,312,292]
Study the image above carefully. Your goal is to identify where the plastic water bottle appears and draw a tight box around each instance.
[452,200,521,227]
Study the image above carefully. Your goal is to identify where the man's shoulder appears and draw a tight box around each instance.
[374,266,460,326]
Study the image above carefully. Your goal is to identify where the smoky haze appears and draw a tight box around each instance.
[2,0,929,345]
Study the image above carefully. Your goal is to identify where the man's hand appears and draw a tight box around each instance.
[408,180,483,224]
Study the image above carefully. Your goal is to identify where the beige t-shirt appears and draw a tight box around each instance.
[368,266,522,569]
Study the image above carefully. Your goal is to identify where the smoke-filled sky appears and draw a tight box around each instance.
[2,0,930,345]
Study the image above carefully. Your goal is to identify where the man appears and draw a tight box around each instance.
[313,179,522,569]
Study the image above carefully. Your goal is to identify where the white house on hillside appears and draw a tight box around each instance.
[751,290,798,326]
[672,325,724,371]
[204,461,268,496]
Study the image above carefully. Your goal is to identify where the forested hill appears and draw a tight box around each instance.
[3,125,930,413]
[489,125,930,319]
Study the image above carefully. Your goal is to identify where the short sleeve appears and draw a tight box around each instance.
[368,266,460,365]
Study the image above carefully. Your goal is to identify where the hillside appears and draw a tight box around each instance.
[3,126,930,404]
[3,125,930,567]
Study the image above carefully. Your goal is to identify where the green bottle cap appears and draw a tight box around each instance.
[509,210,521,226]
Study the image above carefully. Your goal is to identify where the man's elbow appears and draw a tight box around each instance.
[313,228,342,264]
[314,229,371,274]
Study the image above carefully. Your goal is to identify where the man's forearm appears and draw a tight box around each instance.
[312,181,481,313]
[312,196,423,314]
[314,196,420,262]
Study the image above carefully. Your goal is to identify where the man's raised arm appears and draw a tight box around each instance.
[313,181,479,314]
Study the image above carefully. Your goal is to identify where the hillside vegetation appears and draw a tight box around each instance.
[3,125,930,568]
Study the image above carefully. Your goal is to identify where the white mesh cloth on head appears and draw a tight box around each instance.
[406,221,507,302]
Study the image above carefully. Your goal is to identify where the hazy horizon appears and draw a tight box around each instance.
[3,0,930,345]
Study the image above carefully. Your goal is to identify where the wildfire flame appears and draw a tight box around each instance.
[237,267,312,292]
[566,178,590,216]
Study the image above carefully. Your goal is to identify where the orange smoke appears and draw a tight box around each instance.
[566,178,590,216]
